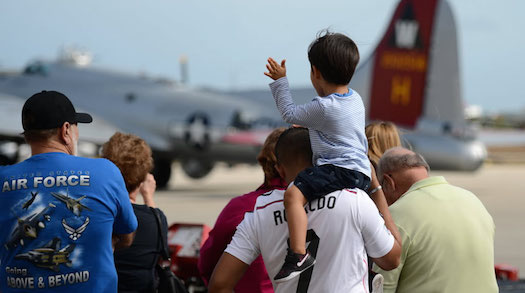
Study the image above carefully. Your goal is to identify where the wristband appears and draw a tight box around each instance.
[369,185,382,195]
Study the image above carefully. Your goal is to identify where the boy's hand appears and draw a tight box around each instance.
[264,57,286,80]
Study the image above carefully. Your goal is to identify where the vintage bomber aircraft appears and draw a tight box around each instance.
[0,0,486,188]
[0,65,279,188]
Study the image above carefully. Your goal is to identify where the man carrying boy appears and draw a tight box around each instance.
[264,31,373,281]
[208,127,400,293]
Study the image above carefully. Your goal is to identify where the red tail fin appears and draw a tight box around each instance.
[368,0,439,128]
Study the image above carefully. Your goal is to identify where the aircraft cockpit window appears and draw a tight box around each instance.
[23,62,48,76]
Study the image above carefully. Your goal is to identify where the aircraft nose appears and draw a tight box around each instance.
[465,140,487,170]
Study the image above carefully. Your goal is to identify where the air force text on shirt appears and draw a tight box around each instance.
[2,171,91,192]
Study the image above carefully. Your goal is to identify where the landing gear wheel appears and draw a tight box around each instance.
[181,159,214,179]
[152,159,172,189]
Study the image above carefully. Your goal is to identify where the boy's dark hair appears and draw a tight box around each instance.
[308,30,360,85]
[275,127,313,167]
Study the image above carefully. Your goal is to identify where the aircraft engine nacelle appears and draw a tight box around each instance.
[403,133,487,171]
[0,141,21,165]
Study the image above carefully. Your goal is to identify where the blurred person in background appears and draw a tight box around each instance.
[366,121,402,169]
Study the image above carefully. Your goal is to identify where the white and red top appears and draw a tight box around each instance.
[225,187,394,293]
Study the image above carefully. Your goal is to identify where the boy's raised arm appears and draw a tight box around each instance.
[264,57,287,80]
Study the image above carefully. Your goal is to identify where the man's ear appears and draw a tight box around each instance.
[275,163,286,181]
[383,174,396,192]
[59,122,72,145]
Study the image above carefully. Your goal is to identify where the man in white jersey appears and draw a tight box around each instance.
[209,128,401,293]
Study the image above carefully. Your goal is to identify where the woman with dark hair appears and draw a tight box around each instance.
[102,132,168,293]
[198,127,287,293]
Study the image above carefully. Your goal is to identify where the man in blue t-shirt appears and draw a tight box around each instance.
[0,91,138,292]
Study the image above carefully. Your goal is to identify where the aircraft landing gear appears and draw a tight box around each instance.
[181,158,214,179]
[152,159,172,189]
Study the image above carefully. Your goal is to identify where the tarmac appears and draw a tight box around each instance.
[147,162,525,278]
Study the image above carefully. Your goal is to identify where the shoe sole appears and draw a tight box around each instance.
[274,260,316,283]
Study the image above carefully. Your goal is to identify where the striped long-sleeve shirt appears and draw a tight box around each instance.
[270,77,371,178]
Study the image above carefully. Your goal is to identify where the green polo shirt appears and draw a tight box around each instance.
[373,176,498,293]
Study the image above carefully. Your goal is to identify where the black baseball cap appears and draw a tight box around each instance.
[22,90,93,131]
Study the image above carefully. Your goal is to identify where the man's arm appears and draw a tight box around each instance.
[367,163,402,270]
[208,253,249,293]
[107,161,139,240]
[112,231,136,250]
[373,226,410,293]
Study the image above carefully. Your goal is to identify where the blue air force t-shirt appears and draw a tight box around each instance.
[0,152,138,292]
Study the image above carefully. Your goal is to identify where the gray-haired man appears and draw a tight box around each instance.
[373,147,498,293]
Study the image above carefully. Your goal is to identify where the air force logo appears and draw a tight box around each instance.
[62,217,90,241]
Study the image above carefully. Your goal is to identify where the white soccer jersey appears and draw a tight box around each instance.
[225,188,394,293]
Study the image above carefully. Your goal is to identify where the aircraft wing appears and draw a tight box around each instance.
[60,243,76,254]
[76,113,120,145]
[50,192,68,203]
[79,202,92,212]
[46,237,62,251]
[0,91,121,160]
[27,206,50,224]
[6,225,23,249]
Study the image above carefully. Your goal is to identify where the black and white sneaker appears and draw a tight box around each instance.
[274,249,315,283]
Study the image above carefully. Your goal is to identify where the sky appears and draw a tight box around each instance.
[1,0,524,113]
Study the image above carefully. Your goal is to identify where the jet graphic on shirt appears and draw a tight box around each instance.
[22,192,39,210]
[15,237,75,272]
[5,205,53,249]
[51,192,91,217]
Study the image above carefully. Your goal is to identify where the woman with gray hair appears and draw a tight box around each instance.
[102,132,168,293]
